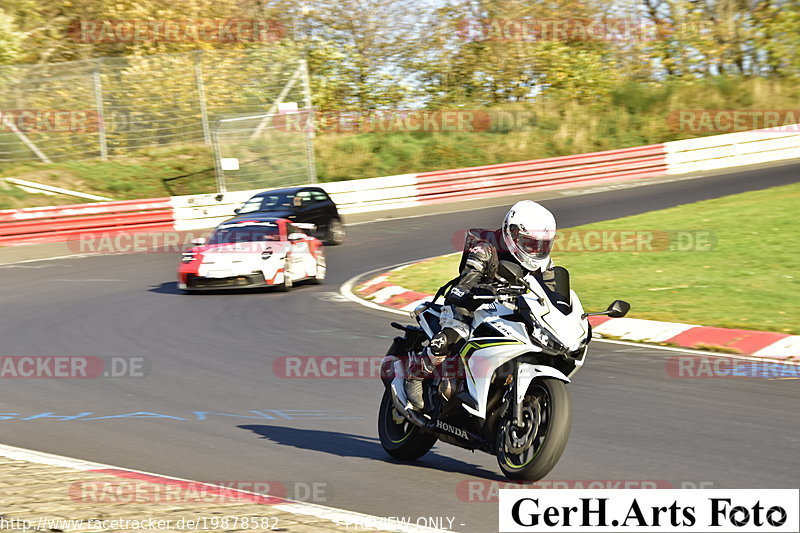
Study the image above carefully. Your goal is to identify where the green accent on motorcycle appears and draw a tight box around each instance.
[389,431,412,444]
[458,340,525,382]
[387,408,413,444]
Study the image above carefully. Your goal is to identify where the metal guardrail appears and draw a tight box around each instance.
[0,199,174,245]
[415,144,668,204]
[2,124,799,245]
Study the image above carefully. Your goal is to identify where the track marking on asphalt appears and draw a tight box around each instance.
[51,278,124,282]
[339,270,800,366]
[0,263,62,269]
[317,291,352,302]
[0,443,451,533]
[0,253,94,265]
[0,252,127,266]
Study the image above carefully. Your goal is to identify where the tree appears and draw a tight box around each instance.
[0,8,24,64]
[415,0,622,105]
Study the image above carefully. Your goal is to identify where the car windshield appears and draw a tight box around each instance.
[238,192,296,214]
[208,223,281,244]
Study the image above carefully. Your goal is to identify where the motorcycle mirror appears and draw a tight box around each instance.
[497,260,523,283]
[581,299,631,319]
[606,300,631,318]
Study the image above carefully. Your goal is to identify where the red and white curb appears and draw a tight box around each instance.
[587,316,798,360]
[343,263,798,363]
[0,443,448,533]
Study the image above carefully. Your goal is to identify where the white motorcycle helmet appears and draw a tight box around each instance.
[502,200,556,271]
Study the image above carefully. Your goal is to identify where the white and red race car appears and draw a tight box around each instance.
[178,217,325,292]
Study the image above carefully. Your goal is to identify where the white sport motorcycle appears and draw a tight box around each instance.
[379,260,630,481]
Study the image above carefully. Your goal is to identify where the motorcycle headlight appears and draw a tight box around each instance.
[528,313,552,346]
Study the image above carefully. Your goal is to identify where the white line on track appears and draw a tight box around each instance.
[0,252,128,267]
[0,443,450,533]
[50,278,124,282]
[0,263,60,269]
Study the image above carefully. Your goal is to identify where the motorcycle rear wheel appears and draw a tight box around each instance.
[496,378,571,481]
[378,390,437,460]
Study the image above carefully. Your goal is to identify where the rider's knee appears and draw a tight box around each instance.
[430,327,464,357]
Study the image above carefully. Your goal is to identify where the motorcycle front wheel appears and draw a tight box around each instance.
[496,378,571,481]
[378,389,437,460]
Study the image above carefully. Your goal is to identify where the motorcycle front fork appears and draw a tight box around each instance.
[512,362,524,427]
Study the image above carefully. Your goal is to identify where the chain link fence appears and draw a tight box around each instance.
[0,48,306,168]
[213,110,316,192]
[212,56,315,192]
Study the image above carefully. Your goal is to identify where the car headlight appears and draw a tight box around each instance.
[181,252,196,263]
[261,249,273,260]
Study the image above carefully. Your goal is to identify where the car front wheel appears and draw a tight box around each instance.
[309,254,326,285]
[277,260,293,292]
[326,218,345,245]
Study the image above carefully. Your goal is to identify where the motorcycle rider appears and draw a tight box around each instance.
[405,200,561,407]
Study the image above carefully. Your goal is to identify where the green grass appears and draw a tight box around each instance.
[388,183,800,334]
[315,76,800,181]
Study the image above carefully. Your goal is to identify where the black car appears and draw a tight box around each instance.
[228,186,345,245]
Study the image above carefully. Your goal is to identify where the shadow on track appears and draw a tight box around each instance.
[149,281,183,294]
[148,281,315,295]
[239,424,504,480]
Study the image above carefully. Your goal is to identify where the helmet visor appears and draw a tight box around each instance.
[515,233,553,260]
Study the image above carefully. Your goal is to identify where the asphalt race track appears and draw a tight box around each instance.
[1,164,798,532]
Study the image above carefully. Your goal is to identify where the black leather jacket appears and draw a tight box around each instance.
[445,228,555,314]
